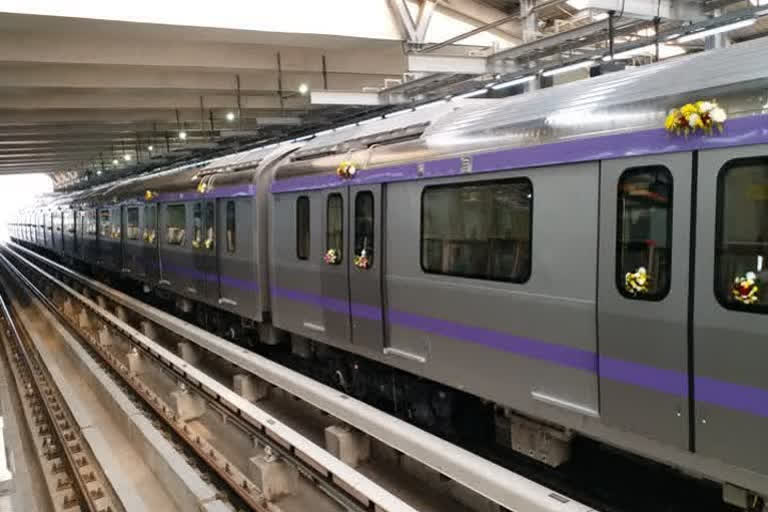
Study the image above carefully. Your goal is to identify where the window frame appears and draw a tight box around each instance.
[419,176,534,284]
[126,206,140,241]
[226,200,236,254]
[354,191,374,269]
[714,156,768,314]
[325,193,344,265]
[614,165,674,302]
[165,203,187,246]
[296,196,310,260]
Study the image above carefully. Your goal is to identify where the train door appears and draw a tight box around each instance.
[144,204,159,284]
[348,184,384,350]
[321,187,351,344]
[192,200,218,303]
[597,152,693,450]
[693,145,768,475]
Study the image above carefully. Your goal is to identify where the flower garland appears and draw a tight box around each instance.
[354,249,370,269]
[144,190,157,201]
[324,248,339,264]
[732,272,759,305]
[625,267,650,295]
[665,100,726,136]
[336,161,357,179]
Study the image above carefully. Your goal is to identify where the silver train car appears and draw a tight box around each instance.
[10,40,768,506]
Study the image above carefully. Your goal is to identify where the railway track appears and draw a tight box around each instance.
[1,241,600,512]
[0,283,122,512]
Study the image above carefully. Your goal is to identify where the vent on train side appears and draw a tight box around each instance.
[291,122,429,162]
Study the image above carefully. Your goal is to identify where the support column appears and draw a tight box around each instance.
[233,374,268,402]
[169,383,206,421]
[177,342,199,366]
[126,347,143,375]
[324,425,370,468]
[248,447,297,501]
[98,325,113,347]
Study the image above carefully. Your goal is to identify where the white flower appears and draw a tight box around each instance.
[688,113,701,128]
[348,165,356,176]
[710,107,727,123]
[698,101,714,113]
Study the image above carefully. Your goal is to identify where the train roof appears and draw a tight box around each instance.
[273,38,768,189]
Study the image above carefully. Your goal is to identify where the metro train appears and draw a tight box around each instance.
[10,40,768,508]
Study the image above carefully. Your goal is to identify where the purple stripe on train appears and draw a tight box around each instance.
[271,113,768,193]
[272,285,768,418]
[144,183,257,203]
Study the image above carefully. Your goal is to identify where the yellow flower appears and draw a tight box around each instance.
[680,103,698,116]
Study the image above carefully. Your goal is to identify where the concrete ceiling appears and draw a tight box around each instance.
[0,10,412,180]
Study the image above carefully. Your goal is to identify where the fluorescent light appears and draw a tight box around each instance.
[491,76,535,90]
[456,89,488,99]
[566,0,588,8]
[542,60,593,77]
[676,19,756,43]
[593,12,609,21]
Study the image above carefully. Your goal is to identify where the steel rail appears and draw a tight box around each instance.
[5,241,599,512]
[0,274,121,512]
[1,245,425,512]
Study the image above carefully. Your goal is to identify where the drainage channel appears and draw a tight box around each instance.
[0,249,432,512]
[4,241,599,512]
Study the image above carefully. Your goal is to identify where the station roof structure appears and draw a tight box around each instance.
[0,0,765,190]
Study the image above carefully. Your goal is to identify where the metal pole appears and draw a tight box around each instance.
[654,16,660,62]
[236,74,243,131]
[418,12,520,53]
[608,10,615,61]
[322,55,328,89]
[276,53,284,111]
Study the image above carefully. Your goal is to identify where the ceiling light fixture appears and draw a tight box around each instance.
[179,131,187,140]
[123,154,132,161]
[298,83,309,95]
[112,159,119,165]
[148,145,154,152]
[491,76,535,90]
[676,19,756,43]
[542,60,594,77]
[226,111,235,122]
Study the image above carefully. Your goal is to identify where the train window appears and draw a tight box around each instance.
[421,178,532,282]
[226,201,236,253]
[192,203,202,248]
[127,207,140,240]
[86,211,97,236]
[112,209,121,239]
[716,159,768,312]
[354,192,374,269]
[616,166,673,301]
[326,194,343,264]
[99,210,111,238]
[296,196,309,260]
[166,204,186,246]
[144,205,157,244]
[204,202,215,250]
